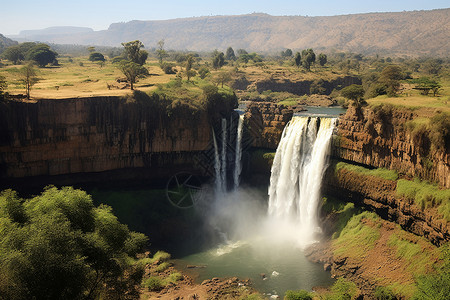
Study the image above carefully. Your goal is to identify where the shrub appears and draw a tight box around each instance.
[161,62,176,74]
[142,276,164,291]
[327,278,359,300]
[155,262,170,273]
[284,289,312,300]
[152,251,171,263]
[374,286,397,300]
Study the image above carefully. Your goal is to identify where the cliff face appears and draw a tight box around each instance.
[0,97,216,182]
[325,167,449,246]
[334,106,449,188]
[244,102,293,149]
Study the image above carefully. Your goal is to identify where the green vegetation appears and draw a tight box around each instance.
[413,246,450,300]
[325,278,359,300]
[335,161,399,181]
[374,286,396,300]
[396,178,450,220]
[0,186,149,300]
[141,272,183,291]
[333,211,380,256]
[284,289,312,300]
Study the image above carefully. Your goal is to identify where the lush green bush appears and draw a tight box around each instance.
[374,286,396,300]
[284,289,312,300]
[142,276,164,291]
[326,278,359,300]
[0,186,149,300]
[155,261,170,273]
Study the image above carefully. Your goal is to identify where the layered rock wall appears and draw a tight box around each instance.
[0,97,214,182]
[334,106,449,188]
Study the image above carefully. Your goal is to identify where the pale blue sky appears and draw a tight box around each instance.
[2,0,449,35]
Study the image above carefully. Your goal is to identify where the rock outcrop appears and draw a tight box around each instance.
[325,167,449,246]
[243,102,292,149]
[0,96,230,187]
[334,106,449,188]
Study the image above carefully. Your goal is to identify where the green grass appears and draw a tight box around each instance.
[142,276,164,291]
[154,262,170,273]
[396,178,450,220]
[278,98,299,106]
[333,211,380,257]
[335,161,399,181]
[387,233,438,275]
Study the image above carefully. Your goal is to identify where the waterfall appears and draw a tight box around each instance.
[233,115,244,190]
[212,129,222,196]
[268,116,336,243]
[221,118,227,193]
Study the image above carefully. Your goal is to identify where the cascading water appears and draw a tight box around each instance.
[221,119,227,193]
[233,115,244,190]
[268,116,336,244]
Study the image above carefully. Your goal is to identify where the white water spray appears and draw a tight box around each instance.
[221,118,227,193]
[234,115,244,190]
[268,116,336,245]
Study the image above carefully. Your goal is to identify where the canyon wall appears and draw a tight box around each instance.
[334,106,449,188]
[0,96,231,187]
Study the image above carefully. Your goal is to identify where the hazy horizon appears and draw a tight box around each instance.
[2,0,449,35]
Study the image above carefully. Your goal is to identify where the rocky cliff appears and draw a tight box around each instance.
[334,106,449,188]
[324,166,449,246]
[0,96,232,187]
[243,102,293,149]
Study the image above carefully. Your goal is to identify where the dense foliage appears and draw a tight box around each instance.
[0,186,148,300]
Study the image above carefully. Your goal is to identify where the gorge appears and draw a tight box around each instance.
[0,95,448,298]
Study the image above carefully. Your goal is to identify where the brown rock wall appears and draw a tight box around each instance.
[0,97,212,180]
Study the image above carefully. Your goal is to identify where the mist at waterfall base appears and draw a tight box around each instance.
[176,116,336,296]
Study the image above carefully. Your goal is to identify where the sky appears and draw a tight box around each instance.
[2,0,449,35]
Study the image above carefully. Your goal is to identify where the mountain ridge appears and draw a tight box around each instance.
[5,9,450,56]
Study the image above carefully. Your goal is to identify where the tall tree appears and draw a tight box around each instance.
[156,39,168,65]
[281,48,293,58]
[212,52,225,70]
[294,52,302,68]
[225,47,236,60]
[117,61,148,90]
[318,53,327,66]
[378,65,403,97]
[341,84,365,106]
[302,48,316,71]
[121,40,148,66]
[185,54,196,81]
[18,64,39,99]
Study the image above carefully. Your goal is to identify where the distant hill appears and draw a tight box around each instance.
[0,34,18,54]
[7,9,450,56]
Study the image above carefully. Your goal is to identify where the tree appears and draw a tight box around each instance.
[281,48,293,58]
[117,60,148,90]
[26,43,58,67]
[212,52,225,70]
[341,84,365,106]
[198,66,210,79]
[121,40,148,66]
[412,77,441,96]
[213,71,232,88]
[87,46,96,53]
[3,45,24,64]
[19,64,39,99]
[378,65,403,96]
[89,52,105,62]
[0,187,148,300]
[185,55,196,81]
[294,52,302,68]
[301,49,316,71]
[156,39,168,65]
[318,53,327,66]
[225,47,236,60]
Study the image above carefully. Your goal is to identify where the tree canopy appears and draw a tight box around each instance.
[26,43,58,67]
[0,186,148,300]
[117,60,149,90]
[88,52,105,62]
[225,47,236,60]
[121,40,148,66]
